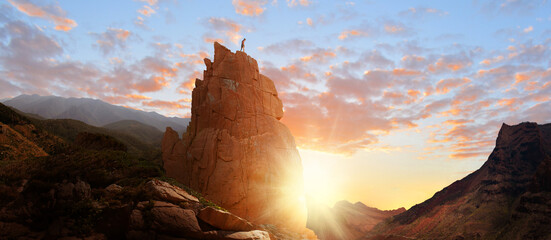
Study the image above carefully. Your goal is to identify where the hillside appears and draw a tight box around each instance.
[103,120,163,146]
[29,118,159,159]
[3,94,190,133]
[368,122,551,240]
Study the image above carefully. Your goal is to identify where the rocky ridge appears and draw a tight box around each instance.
[368,122,551,240]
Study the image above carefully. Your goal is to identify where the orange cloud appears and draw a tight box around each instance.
[497,97,518,108]
[300,51,336,63]
[204,37,225,44]
[449,152,486,159]
[232,0,267,16]
[137,5,156,17]
[514,73,530,83]
[125,94,152,100]
[443,119,473,125]
[306,17,313,26]
[479,55,503,65]
[8,0,77,31]
[435,77,470,94]
[392,68,421,76]
[401,55,425,62]
[428,57,471,72]
[208,18,243,44]
[407,89,421,98]
[142,100,188,110]
[338,30,368,40]
[384,24,404,33]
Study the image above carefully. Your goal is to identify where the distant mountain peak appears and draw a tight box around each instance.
[4,94,190,133]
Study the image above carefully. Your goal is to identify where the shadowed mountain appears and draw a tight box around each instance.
[307,199,405,240]
[368,122,551,240]
[3,94,190,133]
[103,120,163,146]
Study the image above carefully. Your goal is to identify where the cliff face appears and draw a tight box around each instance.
[162,42,307,229]
[369,122,551,240]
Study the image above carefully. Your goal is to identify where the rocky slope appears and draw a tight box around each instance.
[368,122,551,240]
[162,42,308,232]
[307,200,405,240]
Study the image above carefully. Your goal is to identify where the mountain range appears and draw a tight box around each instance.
[3,94,190,134]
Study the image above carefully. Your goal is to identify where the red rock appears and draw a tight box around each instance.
[223,230,270,240]
[145,179,199,203]
[162,42,307,230]
[198,207,254,232]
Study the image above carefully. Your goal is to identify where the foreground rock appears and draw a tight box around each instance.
[126,180,270,239]
[162,42,307,230]
[368,122,551,240]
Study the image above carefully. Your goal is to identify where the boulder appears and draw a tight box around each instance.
[162,42,306,230]
[56,179,91,202]
[145,179,199,203]
[198,207,254,231]
[223,230,271,240]
[130,201,202,238]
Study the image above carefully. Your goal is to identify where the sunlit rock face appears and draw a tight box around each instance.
[162,42,306,230]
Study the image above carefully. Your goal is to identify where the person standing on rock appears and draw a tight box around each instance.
[240,38,246,52]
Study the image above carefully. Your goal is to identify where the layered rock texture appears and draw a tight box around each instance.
[368,122,551,240]
[307,200,405,240]
[162,42,307,229]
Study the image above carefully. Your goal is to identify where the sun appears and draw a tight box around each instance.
[299,148,342,207]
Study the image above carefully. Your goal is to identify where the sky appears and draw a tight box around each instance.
[1,0,551,210]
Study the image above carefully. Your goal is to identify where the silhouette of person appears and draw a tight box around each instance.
[240,38,246,52]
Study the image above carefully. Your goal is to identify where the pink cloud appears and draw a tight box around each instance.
[206,17,243,44]
[8,0,77,31]
[232,0,267,16]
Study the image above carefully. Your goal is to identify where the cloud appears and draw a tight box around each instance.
[142,99,188,110]
[523,26,533,33]
[7,0,77,31]
[0,19,182,106]
[428,54,472,72]
[399,7,448,18]
[338,29,369,40]
[91,28,132,55]
[435,78,470,94]
[306,17,313,26]
[232,0,267,16]
[286,0,311,7]
[137,5,156,17]
[477,0,547,15]
[206,17,243,44]
[126,94,152,100]
[260,39,313,55]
